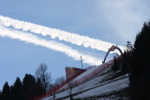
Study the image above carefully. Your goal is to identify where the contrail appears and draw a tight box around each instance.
[0,25,101,65]
[0,15,125,52]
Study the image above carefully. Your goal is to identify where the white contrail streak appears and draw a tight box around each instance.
[0,15,125,52]
[0,25,102,65]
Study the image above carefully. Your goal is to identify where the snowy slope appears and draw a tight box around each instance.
[41,60,129,100]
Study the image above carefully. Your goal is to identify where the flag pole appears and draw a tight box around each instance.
[80,56,83,69]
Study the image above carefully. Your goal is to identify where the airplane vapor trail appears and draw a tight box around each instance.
[0,15,125,52]
[0,25,101,65]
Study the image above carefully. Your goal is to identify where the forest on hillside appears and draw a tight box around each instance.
[111,21,150,100]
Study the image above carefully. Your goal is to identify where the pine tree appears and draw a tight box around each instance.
[11,77,23,100]
[129,21,150,100]
[0,90,2,100]
[22,74,37,100]
[2,82,11,100]
[35,78,45,96]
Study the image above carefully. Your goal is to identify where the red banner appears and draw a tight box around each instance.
[65,67,86,79]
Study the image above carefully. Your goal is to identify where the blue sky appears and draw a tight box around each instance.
[0,0,150,90]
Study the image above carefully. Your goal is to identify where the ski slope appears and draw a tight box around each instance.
[40,60,129,100]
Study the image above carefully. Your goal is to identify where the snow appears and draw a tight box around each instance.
[74,75,129,98]
[58,60,113,91]
[41,60,129,100]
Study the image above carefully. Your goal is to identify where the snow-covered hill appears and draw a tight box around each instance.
[41,60,129,100]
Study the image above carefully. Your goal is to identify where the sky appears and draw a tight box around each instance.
[0,0,150,90]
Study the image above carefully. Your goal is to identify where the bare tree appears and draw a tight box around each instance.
[54,76,65,87]
[35,63,52,92]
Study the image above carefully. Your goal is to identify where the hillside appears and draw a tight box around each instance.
[41,60,129,100]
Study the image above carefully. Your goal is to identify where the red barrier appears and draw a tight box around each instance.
[65,67,86,79]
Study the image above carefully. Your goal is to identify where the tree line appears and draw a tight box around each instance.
[0,63,65,100]
[111,21,150,100]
